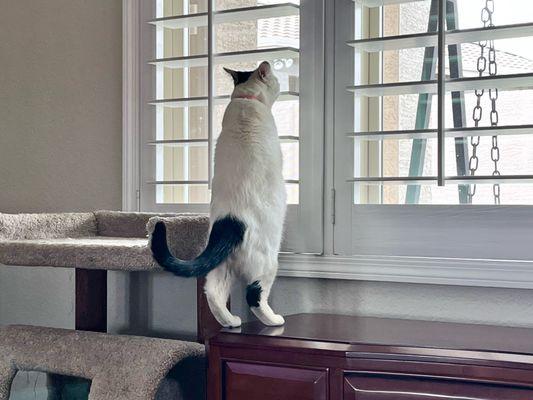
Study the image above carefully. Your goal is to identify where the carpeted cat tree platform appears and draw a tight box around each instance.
[0,211,214,400]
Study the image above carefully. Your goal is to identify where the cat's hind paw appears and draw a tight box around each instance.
[251,308,285,326]
[222,315,242,329]
[266,314,285,326]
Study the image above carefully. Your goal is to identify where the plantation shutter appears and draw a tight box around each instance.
[333,0,533,258]
[140,0,324,253]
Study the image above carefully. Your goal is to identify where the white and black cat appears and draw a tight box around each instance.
[151,61,286,328]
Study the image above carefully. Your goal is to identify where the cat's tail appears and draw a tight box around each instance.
[150,215,246,277]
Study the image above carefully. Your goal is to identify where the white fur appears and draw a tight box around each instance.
[205,62,286,328]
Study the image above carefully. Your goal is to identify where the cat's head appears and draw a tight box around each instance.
[224,61,280,107]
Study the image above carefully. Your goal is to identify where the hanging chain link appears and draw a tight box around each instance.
[468,0,501,204]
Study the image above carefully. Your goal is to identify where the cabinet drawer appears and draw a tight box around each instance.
[344,372,533,400]
[224,361,328,400]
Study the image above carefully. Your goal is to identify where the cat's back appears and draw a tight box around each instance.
[221,99,276,139]
[211,98,285,214]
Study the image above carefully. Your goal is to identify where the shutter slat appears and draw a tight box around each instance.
[149,3,299,30]
[148,136,299,146]
[350,176,533,185]
[348,72,533,97]
[348,22,533,53]
[148,139,209,147]
[149,47,299,69]
[348,125,533,141]
[149,92,299,108]
[150,180,300,185]
[353,0,426,7]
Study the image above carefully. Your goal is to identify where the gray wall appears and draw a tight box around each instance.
[0,0,123,213]
[0,0,122,331]
[2,0,533,353]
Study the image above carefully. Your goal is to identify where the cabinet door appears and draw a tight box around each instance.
[225,361,328,400]
[344,372,533,400]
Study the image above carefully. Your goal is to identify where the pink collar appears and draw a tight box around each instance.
[234,94,260,101]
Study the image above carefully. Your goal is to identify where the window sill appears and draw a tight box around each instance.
[278,253,533,290]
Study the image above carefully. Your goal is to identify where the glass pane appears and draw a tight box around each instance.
[158,27,207,59]
[281,142,299,181]
[273,99,299,137]
[382,2,432,37]
[285,183,299,205]
[158,106,208,141]
[357,0,533,205]
[157,143,209,181]
[356,182,533,205]
[9,371,90,400]
[157,0,208,18]
[153,0,300,205]
[160,67,208,99]
[456,0,533,29]
[157,184,211,204]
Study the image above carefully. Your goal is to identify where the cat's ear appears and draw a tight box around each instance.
[257,61,271,81]
[224,67,239,85]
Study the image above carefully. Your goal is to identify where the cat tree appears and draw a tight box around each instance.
[0,211,218,400]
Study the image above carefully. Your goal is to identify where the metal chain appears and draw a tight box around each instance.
[468,0,501,204]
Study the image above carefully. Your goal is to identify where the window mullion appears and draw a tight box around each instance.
[207,0,214,189]
[437,0,446,186]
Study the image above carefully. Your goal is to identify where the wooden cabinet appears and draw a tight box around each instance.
[207,314,533,400]
[225,362,327,400]
[344,373,533,400]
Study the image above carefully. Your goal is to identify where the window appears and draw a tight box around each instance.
[130,0,533,263]
[138,0,324,253]
[347,0,533,206]
[333,0,533,259]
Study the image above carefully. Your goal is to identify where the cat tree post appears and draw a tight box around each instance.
[75,269,107,332]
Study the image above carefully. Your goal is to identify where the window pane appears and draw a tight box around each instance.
[153,0,300,205]
[157,0,208,18]
[285,183,299,205]
[357,182,533,205]
[281,142,299,181]
[157,184,211,204]
[355,0,533,205]
[157,143,209,181]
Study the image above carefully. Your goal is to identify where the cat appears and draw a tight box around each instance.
[151,61,286,328]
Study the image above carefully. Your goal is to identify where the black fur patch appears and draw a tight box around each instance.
[151,215,246,278]
[246,280,262,308]
[226,69,254,86]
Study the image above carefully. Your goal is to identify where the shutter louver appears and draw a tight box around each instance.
[348,0,533,204]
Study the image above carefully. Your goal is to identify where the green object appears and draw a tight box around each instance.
[405,0,470,204]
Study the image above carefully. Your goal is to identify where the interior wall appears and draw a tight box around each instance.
[0,0,123,214]
[0,0,122,333]
[0,1,122,395]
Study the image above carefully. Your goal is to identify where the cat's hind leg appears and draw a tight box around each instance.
[204,263,241,328]
[246,269,285,326]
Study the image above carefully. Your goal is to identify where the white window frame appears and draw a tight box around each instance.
[123,0,533,290]
[124,0,324,254]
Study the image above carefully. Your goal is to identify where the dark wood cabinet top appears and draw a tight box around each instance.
[220,313,533,357]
